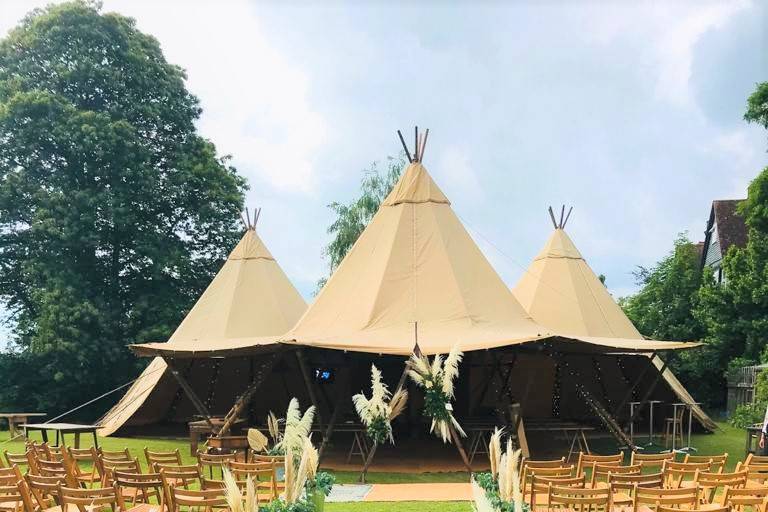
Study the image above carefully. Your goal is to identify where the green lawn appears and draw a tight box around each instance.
[0,421,750,511]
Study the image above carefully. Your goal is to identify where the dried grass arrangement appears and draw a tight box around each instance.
[352,364,408,445]
[247,398,315,457]
[407,343,465,442]
[474,428,527,512]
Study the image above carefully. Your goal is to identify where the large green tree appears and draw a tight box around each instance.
[618,236,722,406]
[0,1,246,414]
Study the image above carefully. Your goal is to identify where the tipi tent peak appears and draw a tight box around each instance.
[512,209,715,430]
[548,205,573,230]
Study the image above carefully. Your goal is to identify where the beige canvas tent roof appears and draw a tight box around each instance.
[512,220,716,430]
[99,225,307,435]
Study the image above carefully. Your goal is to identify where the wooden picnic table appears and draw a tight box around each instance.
[0,413,45,437]
[21,422,99,448]
[524,419,595,461]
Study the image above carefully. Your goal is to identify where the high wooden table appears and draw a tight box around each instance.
[0,413,45,437]
[21,423,99,448]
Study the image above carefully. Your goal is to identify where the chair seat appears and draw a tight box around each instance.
[0,499,23,512]
[610,492,632,504]
[125,504,162,512]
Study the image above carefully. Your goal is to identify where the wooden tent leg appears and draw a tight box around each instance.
[296,349,324,430]
[612,352,656,417]
[450,424,472,472]
[165,358,214,429]
[218,351,282,437]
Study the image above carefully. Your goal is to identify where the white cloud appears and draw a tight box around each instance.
[1,0,329,194]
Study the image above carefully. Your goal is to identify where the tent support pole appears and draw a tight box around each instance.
[218,351,282,437]
[626,354,670,427]
[360,357,411,482]
[165,357,214,430]
[450,424,472,472]
[296,349,323,430]
[612,352,656,417]
[319,363,351,461]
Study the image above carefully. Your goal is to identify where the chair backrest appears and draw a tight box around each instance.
[197,451,237,478]
[25,442,48,462]
[0,480,35,512]
[144,448,181,468]
[41,445,63,464]
[737,461,768,485]
[684,453,728,473]
[609,471,664,491]
[35,459,71,482]
[223,463,277,499]
[724,484,768,512]
[521,465,573,496]
[99,448,131,461]
[630,452,675,470]
[576,453,623,477]
[745,453,768,466]
[3,451,31,473]
[170,486,228,512]
[590,463,641,487]
[99,457,141,486]
[529,474,585,508]
[0,465,23,484]
[249,453,286,465]
[695,469,747,504]
[57,483,119,512]
[662,460,711,488]
[547,484,610,511]
[633,484,699,511]
[25,473,67,511]
[114,470,164,510]
[159,465,202,512]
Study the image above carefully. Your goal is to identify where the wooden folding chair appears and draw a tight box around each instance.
[99,457,141,481]
[658,507,727,512]
[737,461,768,487]
[98,450,131,463]
[113,471,163,512]
[63,448,99,488]
[724,484,768,512]
[684,453,728,473]
[33,460,75,488]
[0,480,34,512]
[248,453,285,465]
[694,469,747,505]
[576,453,623,479]
[25,444,47,463]
[159,466,202,512]
[521,466,574,498]
[745,453,768,466]
[42,448,61,465]
[528,474,585,509]
[169,487,228,512]
[662,460,711,488]
[196,452,236,480]
[633,484,699,512]
[630,452,675,472]
[222,462,277,501]
[608,471,664,507]
[56,483,119,512]
[520,458,568,487]
[143,449,180,471]
[589,463,641,489]
[546,484,610,511]
[3,453,32,475]
[25,473,67,512]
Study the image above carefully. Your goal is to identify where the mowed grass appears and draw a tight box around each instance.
[0,421,749,511]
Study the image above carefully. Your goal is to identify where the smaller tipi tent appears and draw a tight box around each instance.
[512,208,716,430]
[99,213,307,435]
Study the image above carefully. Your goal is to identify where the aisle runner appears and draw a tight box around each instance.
[327,483,472,502]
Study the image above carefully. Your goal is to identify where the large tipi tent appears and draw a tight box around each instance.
[99,217,307,435]
[512,210,716,430]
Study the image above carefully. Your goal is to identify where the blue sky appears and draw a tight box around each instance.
[1,0,766,330]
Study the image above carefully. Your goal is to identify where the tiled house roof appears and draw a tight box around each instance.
[701,199,748,271]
